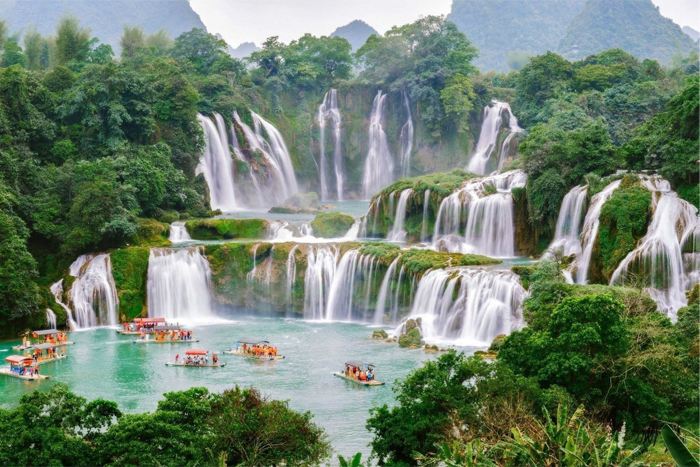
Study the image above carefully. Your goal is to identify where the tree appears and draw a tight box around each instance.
[170,28,235,75]
[23,26,45,70]
[120,25,145,59]
[55,16,91,66]
[1,41,27,68]
[514,51,574,125]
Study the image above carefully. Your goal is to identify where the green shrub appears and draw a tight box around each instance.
[185,219,268,240]
[310,212,355,238]
[110,247,150,321]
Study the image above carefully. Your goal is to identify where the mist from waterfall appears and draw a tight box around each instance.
[317,89,344,201]
[467,101,522,175]
[197,113,238,212]
[546,185,588,258]
[147,248,214,323]
[399,92,414,177]
[68,254,119,329]
[433,170,526,257]
[362,90,394,199]
[403,267,526,346]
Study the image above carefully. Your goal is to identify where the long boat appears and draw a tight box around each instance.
[222,339,285,360]
[0,355,51,380]
[132,325,199,343]
[28,343,67,364]
[118,317,167,335]
[333,361,384,386]
[12,329,74,350]
[165,350,225,367]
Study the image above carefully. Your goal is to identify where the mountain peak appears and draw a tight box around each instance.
[330,20,379,51]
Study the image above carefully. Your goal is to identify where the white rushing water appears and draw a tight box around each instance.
[169,222,192,243]
[420,189,431,243]
[147,248,214,323]
[545,185,588,258]
[387,189,413,242]
[45,309,57,329]
[68,254,119,329]
[574,179,621,284]
[610,178,699,320]
[433,170,526,257]
[399,91,414,177]
[50,279,77,330]
[402,268,526,346]
[317,89,344,201]
[197,113,238,212]
[362,90,394,199]
[467,101,522,175]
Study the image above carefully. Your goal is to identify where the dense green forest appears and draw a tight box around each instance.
[0,11,697,465]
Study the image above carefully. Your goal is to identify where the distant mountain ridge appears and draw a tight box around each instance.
[331,20,378,51]
[682,26,699,42]
[0,0,206,52]
[557,0,696,64]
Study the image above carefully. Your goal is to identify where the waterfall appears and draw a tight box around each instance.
[399,92,414,177]
[574,179,621,284]
[374,256,400,324]
[433,170,526,257]
[420,189,431,242]
[147,248,214,322]
[467,101,522,175]
[404,268,526,346]
[303,246,340,320]
[286,245,299,313]
[45,309,57,329]
[317,89,344,200]
[610,181,699,320]
[197,113,238,212]
[545,185,588,258]
[362,90,394,199]
[169,222,192,243]
[51,280,76,330]
[234,111,298,205]
[68,254,119,328]
[387,189,413,242]
[247,244,260,283]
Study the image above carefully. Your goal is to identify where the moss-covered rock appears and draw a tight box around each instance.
[398,327,424,348]
[398,249,499,277]
[111,247,150,321]
[131,218,170,246]
[269,193,319,214]
[488,334,507,352]
[371,329,389,339]
[186,219,269,240]
[310,212,355,238]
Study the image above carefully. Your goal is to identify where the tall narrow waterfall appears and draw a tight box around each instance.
[50,280,76,329]
[399,92,414,177]
[610,179,699,320]
[303,246,340,320]
[374,257,400,324]
[147,248,214,322]
[235,111,298,205]
[574,180,621,283]
[169,222,192,243]
[433,170,526,257]
[405,268,526,346]
[317,89,344,201]
[68,254,119,328]
[46,309,57,329]
[197,113,238,212]
[420,189,431,242]
[546,185,588,258]
[387,189,413,242]
[362,90,394,199]
[467,101,522,175]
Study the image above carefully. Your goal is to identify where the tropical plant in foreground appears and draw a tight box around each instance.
[661,425,700,467]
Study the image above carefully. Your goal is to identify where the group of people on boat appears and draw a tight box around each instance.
[174,352,218,366]
[10,363,40,377]
[141,329,193,341]
[241,342,278,358]
[344,364,374,382]
[23,331,68,348]
[33,347,62,361]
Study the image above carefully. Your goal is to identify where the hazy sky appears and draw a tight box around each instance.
[189,0,700,48]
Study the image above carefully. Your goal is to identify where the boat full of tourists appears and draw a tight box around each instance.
[12,329,73,350]
[223,339,284,360]
[132,325,198,343]
[0,355,50,380]
[165,349,225,367]
[333,361,384,386]
[118,317,167,335]
[27,343,67,364]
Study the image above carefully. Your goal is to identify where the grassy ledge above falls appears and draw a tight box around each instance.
[185,219,270,240]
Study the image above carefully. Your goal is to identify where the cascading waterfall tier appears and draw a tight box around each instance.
[317,89,344,201]
[545,185,588,258]
[169,222,192,243]
[399,92,414,177]
[51,279,76,329]
[573,179,621,284]
[361,90,394,200]
[147,248,214,323]
[402,267,526,346]
[68,254,119,329]
[45,309,57,329]
[197,113,238,212]
[433,170,526,257]
[610,177,699,320]
[387,189,413,242]
[467,101,522,175]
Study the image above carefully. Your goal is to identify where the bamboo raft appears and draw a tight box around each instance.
[32,354,67,364]
[333,372,385,386]
[0,368,51,380]
[12,341,74,351]
[165,361,226,367]
[133,338,199,344]
[222,349,285,360]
